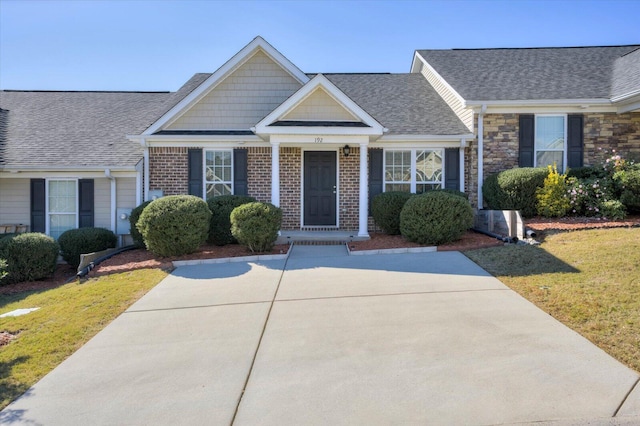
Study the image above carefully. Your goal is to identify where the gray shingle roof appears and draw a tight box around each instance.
[325,73,471,135]
[612,47,640,99]
[417,45,640,101]
[0,73,210,169]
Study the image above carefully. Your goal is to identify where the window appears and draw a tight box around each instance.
[205,150,233,198]
[384,149,443,193]
[48,180,77,239]
[535,115,566,170]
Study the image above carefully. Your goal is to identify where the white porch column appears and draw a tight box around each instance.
[271,142,280,207]
[460,138,467,193]
[358,142,369,237]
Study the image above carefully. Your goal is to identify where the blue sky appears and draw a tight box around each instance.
[1,0,638,91]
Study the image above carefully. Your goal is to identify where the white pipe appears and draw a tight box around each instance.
[477,105,487,209]
[104,168,117,234]
[141,138,149,202]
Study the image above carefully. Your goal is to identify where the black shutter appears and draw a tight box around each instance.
[78,179,94,228]
[30,179,46,233]
[188,148,203,197]
[368,149,383,214]
[519,114,535,167]
[567,114,584,169]
[233,149,248,196]
[444,148,460,190]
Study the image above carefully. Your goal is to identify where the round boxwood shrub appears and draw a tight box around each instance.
[137,195,211,257]
[58,227,117,269]
[432,188,469,199]
[482,167,548,217]
[231,202,282,253]
[129,200,152,248]
[0,233,59,284]
[207,195,256,245]
[371,191,414,235]
[400,191,474,245]
[567,166,607,180]
[615,167,640,213]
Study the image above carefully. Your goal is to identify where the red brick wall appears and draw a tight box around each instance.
[339,147,359,230]
[149,147,188,195]
[280,147,301,230]
[246,147,271,203]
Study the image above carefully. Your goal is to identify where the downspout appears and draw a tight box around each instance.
[141,137,149,202]
[104,168,117,235]
[477,104,487,209]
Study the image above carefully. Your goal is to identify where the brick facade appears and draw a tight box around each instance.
[338,147,360,230]
[149,147,188,196]
[246,147,271,203]
[279,147,301,230]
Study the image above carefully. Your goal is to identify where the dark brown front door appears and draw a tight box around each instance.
[304,151,337,226]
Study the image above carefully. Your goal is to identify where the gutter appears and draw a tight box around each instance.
[140,137,149,202]
[104,169,117,234]
[477,104,487,209]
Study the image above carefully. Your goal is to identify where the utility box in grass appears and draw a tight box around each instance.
[475,210,524,240]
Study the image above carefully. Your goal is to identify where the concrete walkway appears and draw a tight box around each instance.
[2,246,640,425]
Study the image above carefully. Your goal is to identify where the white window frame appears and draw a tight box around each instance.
[383,148,445,193]
[203,149,234,199]
[45,178,79,239]
[534,114,568,171]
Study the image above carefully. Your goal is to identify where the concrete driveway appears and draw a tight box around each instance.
[2,246,640,425]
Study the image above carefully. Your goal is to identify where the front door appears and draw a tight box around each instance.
[304,151,337,226]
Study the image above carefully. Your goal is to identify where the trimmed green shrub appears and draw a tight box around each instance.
[567,166,607,180]
[129,200,152,248]
[0,233,59,284]
[536,165,571,218]
[371,191,414,235]
[482,167,548,217]
[432,188,469,199]
[0,259,7,283]
[600,200,626,220]
[58,227,117,269]
[231,202,282,253]
[207,195,256,245]
[400,191,474,245]
[615,167,640,213]
[137,195,211,257]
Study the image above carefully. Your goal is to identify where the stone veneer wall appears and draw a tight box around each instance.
[280,147,301,230]
[149,147,188,195]
[583,112,640,164]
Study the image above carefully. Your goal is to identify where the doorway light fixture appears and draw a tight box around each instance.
[342,145,351,157]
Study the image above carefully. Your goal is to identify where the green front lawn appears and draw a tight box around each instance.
[466,227,640,372]
[0,268,168,409]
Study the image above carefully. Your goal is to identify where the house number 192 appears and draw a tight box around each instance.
[314,137,323,143]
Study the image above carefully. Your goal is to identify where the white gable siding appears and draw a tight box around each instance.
[94,178,111,229]
[419,62,473,132]
[281,88,358,121]
[167,50,303,130]
[0,179,29,226]
[116,178,136,210]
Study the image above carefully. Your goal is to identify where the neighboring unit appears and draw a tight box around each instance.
[1,37,638,241]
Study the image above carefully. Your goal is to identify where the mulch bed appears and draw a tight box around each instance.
[2,216,639,295]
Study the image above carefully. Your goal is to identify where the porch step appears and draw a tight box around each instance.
[277,230,369,245]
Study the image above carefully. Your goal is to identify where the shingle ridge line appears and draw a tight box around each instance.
[419,44,640,51]
[1,90,171,93]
